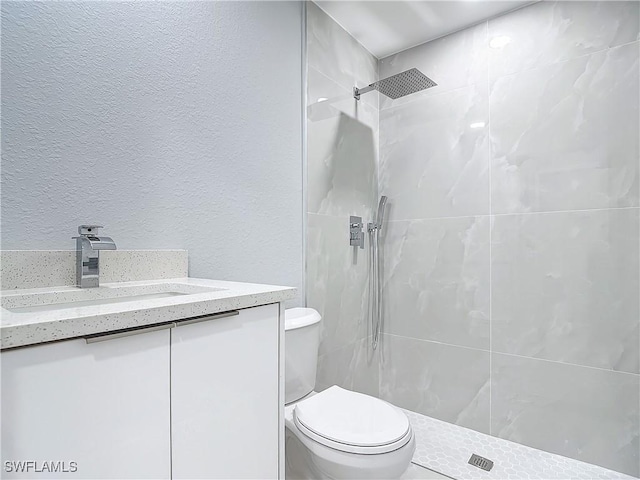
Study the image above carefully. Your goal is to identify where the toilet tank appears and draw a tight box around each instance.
[285,308,321,404]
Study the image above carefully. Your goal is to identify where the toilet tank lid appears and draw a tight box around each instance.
[285,308,321,330]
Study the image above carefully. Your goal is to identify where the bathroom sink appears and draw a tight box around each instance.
[1,283,225,313]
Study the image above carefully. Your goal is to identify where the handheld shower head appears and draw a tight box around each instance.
[354,68,436,101]
[369,195,389,351]
[376,196,388,229]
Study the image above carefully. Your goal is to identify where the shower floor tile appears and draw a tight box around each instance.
[405,410,636,480]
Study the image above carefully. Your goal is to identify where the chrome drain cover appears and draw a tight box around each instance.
[468,453,494,472]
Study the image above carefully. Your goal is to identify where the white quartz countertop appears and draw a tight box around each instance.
[0,277,297,350]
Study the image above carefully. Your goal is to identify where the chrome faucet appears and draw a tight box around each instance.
[73,225,117,288]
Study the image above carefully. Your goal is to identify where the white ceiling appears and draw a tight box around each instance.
[313,0,537,58]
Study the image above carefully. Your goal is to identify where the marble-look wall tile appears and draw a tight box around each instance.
[371,1,639,474]
[379,21,487,110]
[305,1,379,393]
[379,83,490,220]
[316,336,379,398]
[491,43,639,214]
[307,67,378,132]
[489,1,640,79]
[492,209,640,374]
[308,4,639,474]
[307,2,378,109]
[307,112,377,217]
[307,68,378,217]
[382,217,489,350]
[379,334,490,434]
[306,213,371,358]
[491,353,640,477]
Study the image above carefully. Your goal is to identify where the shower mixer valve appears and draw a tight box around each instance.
[349,216,364,249]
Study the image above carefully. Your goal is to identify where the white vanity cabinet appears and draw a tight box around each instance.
[1,303,283,480]
[1,327,172,479]
[171,303,280,479]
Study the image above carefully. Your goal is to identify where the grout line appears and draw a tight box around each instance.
[385,333,640,378]
[492,206,640,216]
[494,350,640,378]
[302,1,309,310]
[376,57,381,397]
[307,211,375,220]
[383,206,640,223]
[486,17,493,437]
[387,214,490,222]
[169,328,173,478]
[385,332,490,354]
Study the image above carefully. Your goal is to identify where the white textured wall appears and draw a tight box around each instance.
[1,1,303,301]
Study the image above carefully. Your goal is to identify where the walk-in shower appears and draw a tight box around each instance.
[368,196,387,350]
[353,68,437,101]
[307,1,640,478]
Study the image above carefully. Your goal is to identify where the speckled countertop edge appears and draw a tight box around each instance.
[1,277,296,349]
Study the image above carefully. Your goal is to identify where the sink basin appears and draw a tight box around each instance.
[2,283,225,313]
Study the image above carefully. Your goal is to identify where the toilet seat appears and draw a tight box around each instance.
[293,386,412,455]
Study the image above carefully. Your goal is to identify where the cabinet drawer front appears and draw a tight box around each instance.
[171,303,280,480]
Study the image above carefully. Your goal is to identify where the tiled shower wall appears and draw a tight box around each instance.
[306,0,639,476]
[378,2,639,476]
[305,3,379,396]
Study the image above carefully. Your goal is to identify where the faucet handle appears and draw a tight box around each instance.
[78,225,104,236]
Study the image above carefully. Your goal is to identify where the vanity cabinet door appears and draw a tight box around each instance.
[1,328,171,479]
[171,304,280,480]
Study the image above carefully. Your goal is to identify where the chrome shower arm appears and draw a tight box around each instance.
[353,85,376,101]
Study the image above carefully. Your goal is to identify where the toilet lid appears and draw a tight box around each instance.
[293,386,411,452]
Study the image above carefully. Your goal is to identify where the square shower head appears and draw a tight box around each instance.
[374,68,437,99]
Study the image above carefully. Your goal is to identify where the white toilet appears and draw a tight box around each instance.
[284,308,415,479]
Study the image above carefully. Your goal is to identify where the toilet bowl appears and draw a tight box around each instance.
[284,308,415,479]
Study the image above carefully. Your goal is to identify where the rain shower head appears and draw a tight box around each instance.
[354,68,437,101]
